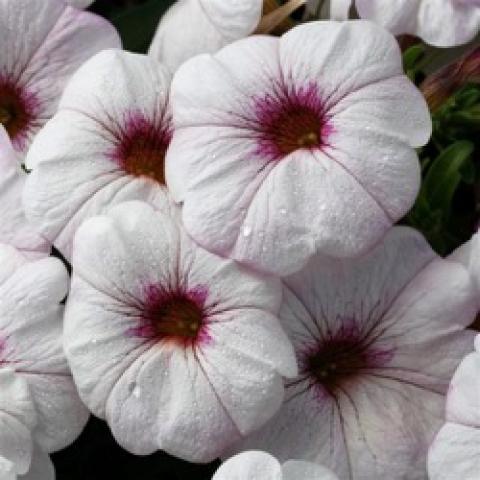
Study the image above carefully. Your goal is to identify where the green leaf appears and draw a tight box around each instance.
[403,44,426,71]
[422,140,475,218]
[111,0,175,53]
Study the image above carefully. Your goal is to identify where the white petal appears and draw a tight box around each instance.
[149,0,262,72]
[282,460,340,480]
[446,349,480,427]
[20,446,54,480]
[213,451,282,480]
[329,0,352,19]
[428,423,480,479]
[0,369,35,475]
[0,128,49,258]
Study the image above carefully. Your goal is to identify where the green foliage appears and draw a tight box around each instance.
[406,82,479,255]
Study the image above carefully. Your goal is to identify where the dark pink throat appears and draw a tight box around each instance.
[112,113,172,184]
[129,284,211,347]
[0,78,38,149]
[301,321,393,395]
[254,83,331,160]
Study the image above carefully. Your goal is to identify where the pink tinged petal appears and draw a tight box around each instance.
[66,201,288,461]
[0,254,89,452]
[213,451,283,480]
[149,0,262,72]
[445,348,480,427]
[0,369,36,475]
[282,460,340,480]
[24,50,173,260]
[0,0,120,155]
[20,445,55,480]
[0,127,49,258]
[356,0,480,47]
[428,423,480,480]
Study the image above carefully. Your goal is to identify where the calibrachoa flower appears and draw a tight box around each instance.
[0,0,120,158]
[64,201,297,462]
[0,369,55,480]
[233,227,477,479]
[24,49,175,260]
[0,244,89,453]
[0,127,49,258]
[355,0,480,47]
[427,334,480,480]
[213,451,339,480]
[149,0,263,72]
[167,21,431,276]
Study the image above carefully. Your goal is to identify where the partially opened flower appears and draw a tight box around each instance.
[0,0,120,158]
[149,0,263,72]
[0,244,89,453]
[232,227,477,479]
[0,369,55,480]
[0,368,36,477]
[356,0,480,47]
[427,334,480,480]
[24,49,175,260]
[213,451,339,480]
[0,127,49,258]
[64,201,297,462]
[167,21,430,276]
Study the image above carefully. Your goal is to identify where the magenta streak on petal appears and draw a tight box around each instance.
[107,110,173,184]
[126,283,213,347]
[253,81,333,161]
[294,317,394,401]
[0,75,41,151]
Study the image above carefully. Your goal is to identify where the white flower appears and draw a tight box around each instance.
[449,232,480,309]
[64,201,297,462]
[0,244,89,453]
[0,127,49,258]
[355,0,480,47]
[427,334,480,480]
[214,451,339,480]
[232,227,477,479]
[0,369,54,480]
[166,20,430,276]
[149,0,263,72]
[24,49,176,261]
[0,0,120,158]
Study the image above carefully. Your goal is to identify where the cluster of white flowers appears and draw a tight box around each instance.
[0,0,479,479]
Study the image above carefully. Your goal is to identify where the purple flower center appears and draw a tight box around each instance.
[254,82,331,160]
[299,320,393,396]
[128,284,211,347]
[0,77,38,149]
[111,112,172,184]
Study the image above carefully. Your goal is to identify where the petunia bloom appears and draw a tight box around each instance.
[64,201,297,462]
[167,21,430,276]
[355,0,480,47]
[24,49,175,261]
[0,244,89,453]
[0,127,49,258]
[213,451,339,480]
[232,227,477,479]
[427,334,480,480]
[149,0,263,72]
[0,369,55,480]
[0,0,120,158]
